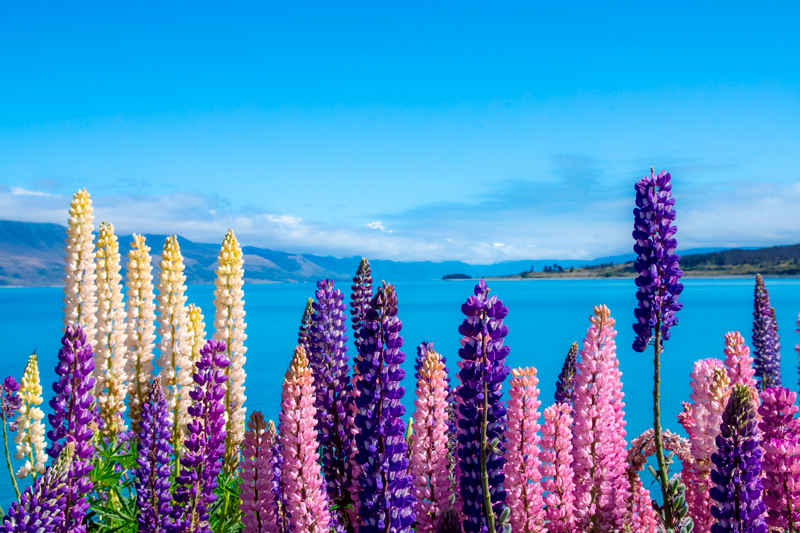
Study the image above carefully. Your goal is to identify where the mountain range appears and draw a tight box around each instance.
[0,220,756,287]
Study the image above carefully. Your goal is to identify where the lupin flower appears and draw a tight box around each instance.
[125,234,157,434]
[503,367,545,533]
[308,279,354,528]
[455,280,510,533]
[212,229,248,476]
[723,331,758,391]
[186,304,207,370]
[2,376,22,497]
[354,283,416,533]
[135,377,174,533]
[1,442,74,533]
[298,297,313,352]
[278,346,330,532]
[241,411,279,533]
[571,305,629,532]
[757,386,800,530]
[266,420,287,533]
[434,509,461,533]
[95,221,129,437]
[709,384,768,533]
[14,353,48,480]
[171,339,229,533]
[411,348,452,532]
[797,312,800,389]
[539,402,575,533]
[47,325,96,533]
[62,189,98,348]
[350,257,373,352]
[553,342,578,406]
[752,274,780,389]
[768,307,781,379]
[156,235,191,455]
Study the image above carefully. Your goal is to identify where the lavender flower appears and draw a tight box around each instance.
[350,257,373,353]
[354,282,416,533]
[46,325,96,533]
[2,442,74,533]
[752,274,780,389]
[267,420,287,533]
[709,384,768,533]
[455,280,511,533]
[171,339,229,533]
[554,341,578,406]
[135,377,174,533]
[2,376,22,499]
[298,297,314,353]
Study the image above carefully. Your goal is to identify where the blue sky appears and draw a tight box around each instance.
[1,2,798,262]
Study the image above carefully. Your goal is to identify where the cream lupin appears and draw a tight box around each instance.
[62,188,98,347]
[13,353,47,480]
[156,235,191,453]
[125,234,158,434]
[176,303,206,431]
[213,229,248,475]
[95,221,129,436]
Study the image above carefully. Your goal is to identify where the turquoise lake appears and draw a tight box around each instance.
[1,278,798,506]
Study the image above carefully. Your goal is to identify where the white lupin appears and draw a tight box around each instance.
[213,229,248,474]
[156,235,191,449]
[14,353,47,480]
[125,234,157,434]
[95,221,129,436]
[62,188,98,347]
[176,303,206,432]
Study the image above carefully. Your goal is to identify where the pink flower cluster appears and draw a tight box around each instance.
[539,402,575,533]
[241,411,278,533]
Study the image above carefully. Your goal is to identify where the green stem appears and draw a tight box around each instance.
[480,337,496,533]
[652,319,672,528]
[2,417,21,499]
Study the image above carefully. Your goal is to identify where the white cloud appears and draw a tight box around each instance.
[365,221,393,233]
[9,186,52,197]
[492,242,504,247]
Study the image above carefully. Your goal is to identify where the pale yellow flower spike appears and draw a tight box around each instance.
[213,228,248,475]
[125,234,157,434]
[14,353,47,480]
[95,221,129,437]
[156,235,191,454]
[176,303,206,434]
[62,188,98,347]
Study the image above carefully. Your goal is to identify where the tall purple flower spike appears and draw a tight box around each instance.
[1,376,21,431]
[456,280,511,533]
[632,168,684,352]
[171,339,229,533]
[709,384,768,533]
[554,341,578,406]
[298,297,314,354]
[350,257,373,353]
[354,282,416,533]
[308,279,354,529]
[135,377,174,533]
[46,325,96,533]
[752,274,781,389]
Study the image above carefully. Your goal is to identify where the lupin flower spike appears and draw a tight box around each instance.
[62,188,98,348]
[757,386,800,530]
[14,353,47,480]
[554,342,578,406]
[354,282,416,533]
[752,274,781,389]
[266,420,286,533]
[2,376,22,498]
[125,234,157,434]
[539,402,575,533]
[571,305,629,532]
[797,312,800,389]
[503,367,545,533]
[241,411,279,533]
[135,377,174,533]
[350,257,373,351]
[709,384,768,533]
[46,325,96,533]
[171,339,229,533]
[723,331,757,390]
[298,297,313,353]
[278,345,330,532]
[1,442,74,533]
[186,304,207,371]
[212,229,248,476]
[411,348,452,532]
[95,221,129,437]
[455,280,511,533]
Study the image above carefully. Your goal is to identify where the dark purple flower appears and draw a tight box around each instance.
[350,257,373,354]
[268,420,288,533]
[554,341,578,406]
[135,377,174,533]
[354,282,416,533]
[632,168,684,352]
[455,280,511,533]
[752,274,781,389]
[171,339,229,533]
[709,384,768,533]
[298,297,314,353]
[46,325,96,533]
[2,442,74,533]
[2,376,21,433]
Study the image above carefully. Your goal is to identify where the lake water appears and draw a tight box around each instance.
[1,278,798,508]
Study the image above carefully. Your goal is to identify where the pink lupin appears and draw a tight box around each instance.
[240,411,278,533]
[723,331,757,390]
[539,402,575,533]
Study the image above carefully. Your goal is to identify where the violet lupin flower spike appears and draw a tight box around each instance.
[135,377,174,533]
[240,411,279,533]
[171,339,229,533]
[266,420,286,533]
[354,282,416,533]
[539,402,575,533]
[2,376,22,498]
[455,280,511,533]
[298,297,314,353]
[350,257,373,353]
[709,384,768,533]
[554,342,578,406]
[46,325,96,533]
[752,274,780,389]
